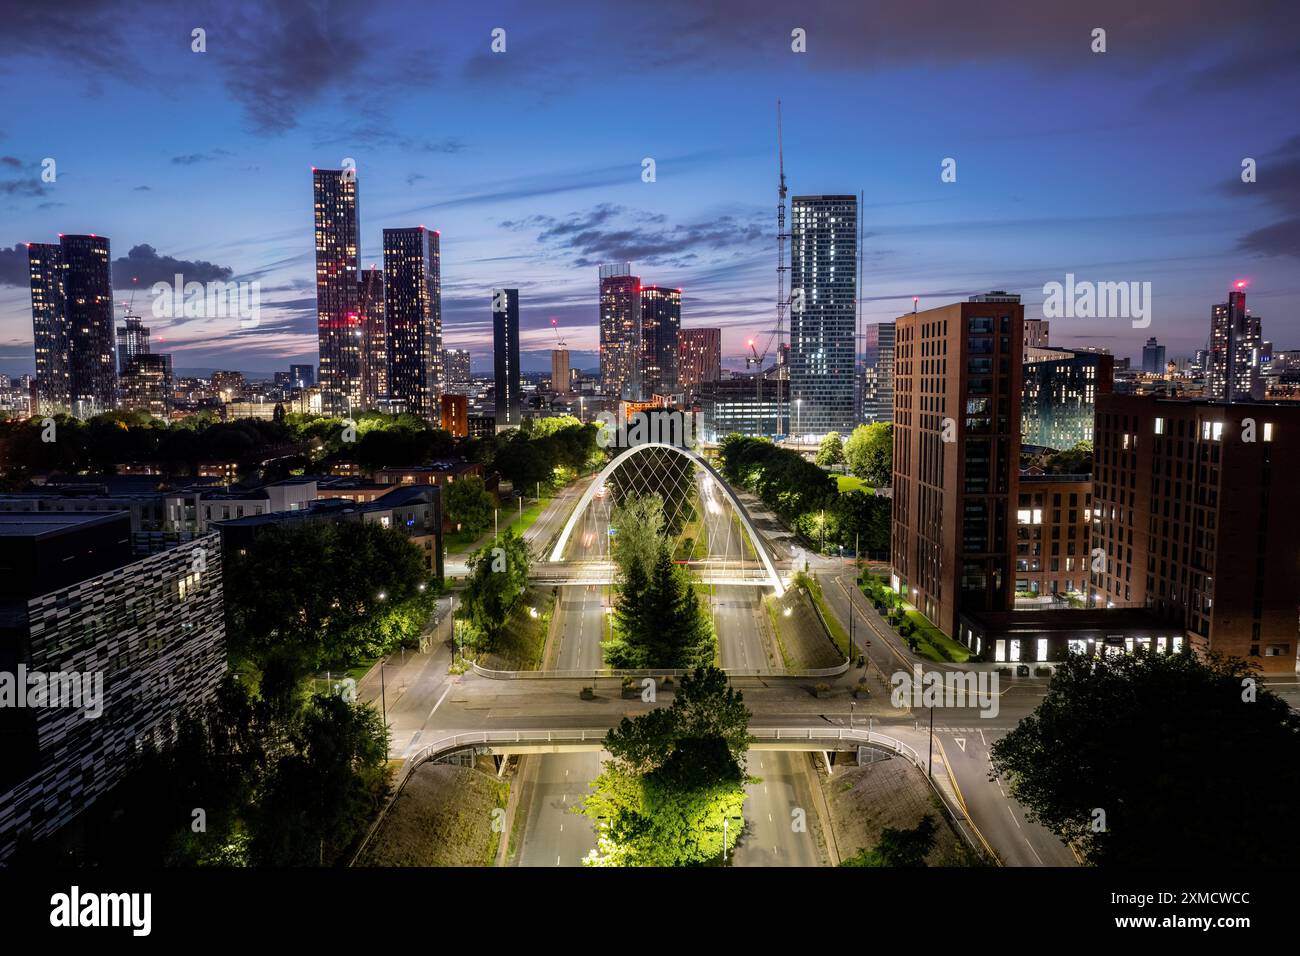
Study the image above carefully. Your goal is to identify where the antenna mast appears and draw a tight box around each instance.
[775,99,789,438]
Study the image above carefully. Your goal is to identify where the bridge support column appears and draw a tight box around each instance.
[823,750,833,775]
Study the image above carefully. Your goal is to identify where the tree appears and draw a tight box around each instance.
[990,651,1300,867]
[607,541,715,668]
[841,815,938,867]
[445,474,494,537]
[816,431,845,471]
[579,666,750,866]
[844,422,892,487]
[459,529,530,650]
[609,494,666,583]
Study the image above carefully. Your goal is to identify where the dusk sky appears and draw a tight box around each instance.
[1,0,1298,377]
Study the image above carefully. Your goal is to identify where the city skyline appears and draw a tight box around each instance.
[1,4,1298,378]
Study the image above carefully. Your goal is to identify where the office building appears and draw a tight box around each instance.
[313,169,362,416]
[0,515,226,859]
[440,393,468,437]
[1207,284,1263,402]
[789,196,857,439]
[698,376,780,441]
[1021,348,1113,449]
[678,328,722,397]
[358,266,386,408]
[492,288,522,429]
[28,235,117,418]
[1142,337,1166,375]
[599,263,641,401]
[891,295,1024,637]
[860,321,895,424]
[383,227,440,420]
[116,313,150,375]
[640,286,681,398]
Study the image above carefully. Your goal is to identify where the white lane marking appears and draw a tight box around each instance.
[1007,806,1023,830]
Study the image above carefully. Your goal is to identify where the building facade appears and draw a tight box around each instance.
[116,313,150,375]
[891,296,1024,637]
[1207,285,1263,402]
[0,515,226,859]
[599,263,641,402]
[357,265,387,409]
[640,286,680,399]
[698,376,781,441]
[860,321,895,424]
[383,227,440,421]
[440,393,468,438]
[28,235,117,418]
[551,348,571,395]
[1141,337,1166,375]
[1015,475,1093,598]
[1091,394,1300,673]
[1021,348,1113,449]
[492,288,522,430]
[678,327,722,396]
[789,195,857,439]
[443,348,471,393]
[119,353,173,420]
[313,169,362,416]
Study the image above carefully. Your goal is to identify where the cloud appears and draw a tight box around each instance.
[1225,133,1300,259]
[111,244,235,289]
[170,149,232,165]
[509,202,765,269]
[0,243,30,287]
[0,155,49,198]
[133,185,152,191]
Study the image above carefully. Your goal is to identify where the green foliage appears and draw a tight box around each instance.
[459,528,531,650]
[224,520,434,703]
[580,667,750,866]
[990,651,1300,866]
[609,494,666,582]
[444,474,495,537]
[718,434,837,529]
[841,815,938,867]
[490,423,599,490]
[815,431,845,469]
[843,422,892,487]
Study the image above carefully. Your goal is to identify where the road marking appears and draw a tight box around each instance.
[1008,806,1023,830]
[426,683,452,721]
[954,737,966,753]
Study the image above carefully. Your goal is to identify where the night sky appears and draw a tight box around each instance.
[1,0,1298,377]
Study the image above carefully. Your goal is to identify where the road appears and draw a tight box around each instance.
[734,750,823,866]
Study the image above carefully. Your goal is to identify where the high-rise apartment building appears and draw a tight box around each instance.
[551,348,571,395]
[313,169,362,416]
[599,263,641,401]
[383,227,440,420]
[677,328,722,396]
[891,296,1024,637]
[492,288,522,429]
[28,235,117,418]
[440,393,468,438]
[116,313,150,374]
[1021,348,1113,449]
[357,266,386,408]
[640,286,681,398]
[1207,284,1263,402]
[860,321,895,424]
[1022,316,1050,360]
[1091,394,1300,673]
[118,353,174,420]
[789,196,857,439]
[443,348,471,393]
[290,364,315,389]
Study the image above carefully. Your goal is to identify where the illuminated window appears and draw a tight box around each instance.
[1264,422,1274,442]
[1154,417,1165,435]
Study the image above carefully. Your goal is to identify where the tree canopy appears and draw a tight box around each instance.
[843,422,892,487]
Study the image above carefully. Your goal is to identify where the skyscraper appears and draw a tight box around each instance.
[383,227,439,420]
[599,263,641,401]
[492,288,522,429]
[1021,348,1113,449]
[28,235,116,418]
[891,295,1024,637]
[551,347,571,395]
[290,364,315,389]
[116,312,150,374]
[677,327,722,398]
[789,195,857,439]
[357,266,386,408]
[313,168,361,416]
[443,348,471,392]
[640,286,681,398]
[1141,337,1166,374]
[1208,284,1263,402]
[860,321,895,424]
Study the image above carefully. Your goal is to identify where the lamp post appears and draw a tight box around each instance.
[379,658,388,727]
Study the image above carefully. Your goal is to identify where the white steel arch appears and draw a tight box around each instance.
[549,441,785,596]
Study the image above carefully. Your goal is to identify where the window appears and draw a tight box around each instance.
[1264,422,1274,442]
[1154,417,1165,435]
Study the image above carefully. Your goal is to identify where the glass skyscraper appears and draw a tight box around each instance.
[313,168,361,416]
[492,288,521,429]
[599,263,641,402]
[640,286,681,398]
[790,195,857,439]
[383,227,440,421]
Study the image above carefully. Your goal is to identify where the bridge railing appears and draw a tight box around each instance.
[469,660,851,681]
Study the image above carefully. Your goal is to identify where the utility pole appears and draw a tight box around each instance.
[928,705,934,779]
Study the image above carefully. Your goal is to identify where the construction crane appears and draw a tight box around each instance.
[550,317,567,349]
[743,100,790,436]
